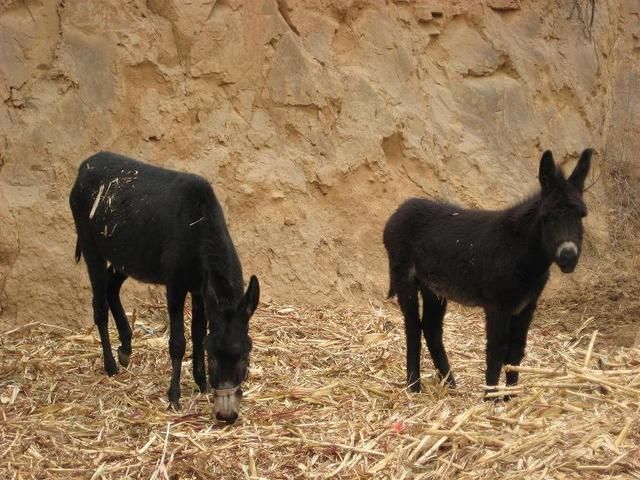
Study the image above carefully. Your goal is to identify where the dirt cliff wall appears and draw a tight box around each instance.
[1,0,639,328]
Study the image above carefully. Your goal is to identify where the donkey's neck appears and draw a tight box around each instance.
[503,193,553,275]
[199,213,245,304]
[503,193,540,235]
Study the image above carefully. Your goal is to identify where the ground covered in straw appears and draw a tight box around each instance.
[1,301,639,479]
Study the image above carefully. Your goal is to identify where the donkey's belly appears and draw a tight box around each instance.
[419,274,484,307]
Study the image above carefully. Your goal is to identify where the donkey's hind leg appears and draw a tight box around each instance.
[83,248,118,376]
[107,266,132,367]
[420,287,456,387]
[396,278,422,393]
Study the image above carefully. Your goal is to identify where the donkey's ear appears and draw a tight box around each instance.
[238,275,260,321]
[539,150,557,194]
[568,148,592,193]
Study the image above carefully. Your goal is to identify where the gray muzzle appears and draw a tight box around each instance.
[213,386,243,424]
[555,241,579,273]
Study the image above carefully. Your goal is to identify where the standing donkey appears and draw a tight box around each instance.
[70,151,260,423]
[383,149,592,398]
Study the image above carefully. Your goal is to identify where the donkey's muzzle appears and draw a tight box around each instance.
[555,241,579,273]
[216,410,238,424]
[213,386,243,424]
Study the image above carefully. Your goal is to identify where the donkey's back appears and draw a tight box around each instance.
[70,151,232,288]
[383,197,530,308]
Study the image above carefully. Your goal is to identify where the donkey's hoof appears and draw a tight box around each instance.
[439,373,457,388]
[105,360,119,376]
[117,347,131,367]
[168,388,181,410]
[483,389,502,402]
[408,382,422,393]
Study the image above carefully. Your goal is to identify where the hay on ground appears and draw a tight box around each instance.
[1,302,639,479]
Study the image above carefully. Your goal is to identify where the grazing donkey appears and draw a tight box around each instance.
[70,152,259,423]
[383,149,592,398]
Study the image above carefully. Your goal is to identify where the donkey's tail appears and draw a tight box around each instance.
[386,266,400,299]
[74,238,82,263]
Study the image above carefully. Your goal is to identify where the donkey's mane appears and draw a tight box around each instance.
[199,195,244,305]
[501,192,542,236]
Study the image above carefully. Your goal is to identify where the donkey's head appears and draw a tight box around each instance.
[203,274,260,424]
[538,149,592,273]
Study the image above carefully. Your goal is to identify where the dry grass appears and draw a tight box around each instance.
[540,254,640,349]
[1,302,639,479]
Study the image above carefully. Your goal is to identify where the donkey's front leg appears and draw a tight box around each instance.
[191,293,208,393]
[504,301,537,395]
[166,284,187,410]
[483,306,511,401]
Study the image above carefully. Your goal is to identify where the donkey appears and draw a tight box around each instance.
[383,149,592,398]
[70,151,260,423]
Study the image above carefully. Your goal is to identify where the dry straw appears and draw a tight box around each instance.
[1,302,639,479]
